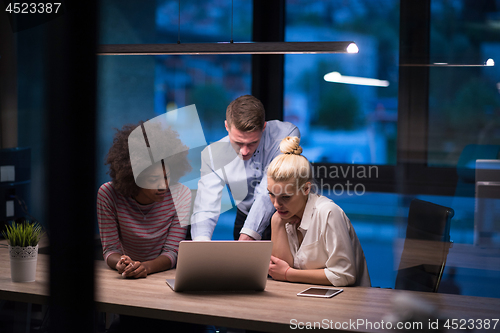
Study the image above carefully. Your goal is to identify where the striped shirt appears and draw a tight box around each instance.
[97,181,190,268]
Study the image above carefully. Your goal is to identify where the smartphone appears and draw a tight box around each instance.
[297,287,343,298]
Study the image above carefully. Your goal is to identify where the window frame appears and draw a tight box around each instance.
[99,0,462,197]
[275,0,459,196]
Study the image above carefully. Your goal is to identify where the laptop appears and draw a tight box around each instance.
[166,240,273,292]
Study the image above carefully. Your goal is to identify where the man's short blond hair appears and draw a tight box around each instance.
[226,95,265,132]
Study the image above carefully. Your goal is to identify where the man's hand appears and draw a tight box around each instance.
[238,233,255,241]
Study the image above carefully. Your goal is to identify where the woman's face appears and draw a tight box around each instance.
[267,177,310,220]
[134,163,170,204]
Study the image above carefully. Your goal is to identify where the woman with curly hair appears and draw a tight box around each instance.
[97,121,192,279]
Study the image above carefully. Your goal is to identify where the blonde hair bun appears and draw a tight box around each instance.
[280,136,303,155]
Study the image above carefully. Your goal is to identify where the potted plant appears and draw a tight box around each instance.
[2,220,44,282]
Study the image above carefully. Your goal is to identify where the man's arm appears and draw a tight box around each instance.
[239,174,275,240]
[190,147,225,240]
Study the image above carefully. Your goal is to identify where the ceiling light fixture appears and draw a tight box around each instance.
[346,43,359,54]
[401,59,495,67]
[97,42,358,56]
[104,2,359,56]
[324,71,389,87]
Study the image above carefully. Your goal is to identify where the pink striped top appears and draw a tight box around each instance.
[97,181,190,268]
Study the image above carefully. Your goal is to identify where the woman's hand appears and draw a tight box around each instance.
[117,255,147,278]
[268,255,293,281]
[115,255,131,274]
[271,211,300,227]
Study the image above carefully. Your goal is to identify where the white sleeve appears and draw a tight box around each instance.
[240,175,274,240]
[323,207,358,287]
[189,147,224,240]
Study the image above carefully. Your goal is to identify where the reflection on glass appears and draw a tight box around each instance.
[100,0,252,44]
[428,0,500,167]
[285,0,399,165]
[98,1,253,241]
[154,55,252,144]
[324,71,390,87]
[427,0,500,300]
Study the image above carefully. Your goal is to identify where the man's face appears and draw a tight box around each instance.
[225,121,266,160]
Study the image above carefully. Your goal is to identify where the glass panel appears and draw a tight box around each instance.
[98,1,253,240]
[285,0,399,165]
[428,0,500,167]
[154,55,252,144]
[100,0,252,44]
[425,0,500,298]
[285,0,400,291]
[97,53,251,240]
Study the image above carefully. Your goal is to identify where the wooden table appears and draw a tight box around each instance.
[1,247,500,332]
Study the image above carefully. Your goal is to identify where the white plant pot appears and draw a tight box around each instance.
[9,245,38,282]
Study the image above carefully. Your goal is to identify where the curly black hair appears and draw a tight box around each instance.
[105,121,192,198]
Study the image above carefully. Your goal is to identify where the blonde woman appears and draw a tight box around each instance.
[267,136,371,287]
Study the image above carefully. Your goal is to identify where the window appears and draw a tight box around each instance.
[15,0,500,297]
[428,0,500,167]
[97,0,253,239]
[97,0,253,181]
[285,0,400,165]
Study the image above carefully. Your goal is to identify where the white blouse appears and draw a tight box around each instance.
[285,193,371,287]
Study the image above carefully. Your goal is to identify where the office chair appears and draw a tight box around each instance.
[395,199,454,293]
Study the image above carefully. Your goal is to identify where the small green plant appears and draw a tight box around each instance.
[2,220,44,247]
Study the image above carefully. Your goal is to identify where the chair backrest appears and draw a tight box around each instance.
[395,199,454,292]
